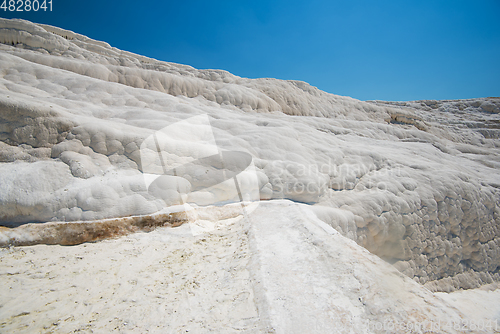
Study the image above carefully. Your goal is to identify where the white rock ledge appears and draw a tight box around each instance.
[0,18,499,294]
[2,200,497,333]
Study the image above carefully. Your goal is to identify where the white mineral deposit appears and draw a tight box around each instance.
[0,18,499,333]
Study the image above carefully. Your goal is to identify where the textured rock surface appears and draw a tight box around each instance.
[0,18,499,291]
[2,201,494,333]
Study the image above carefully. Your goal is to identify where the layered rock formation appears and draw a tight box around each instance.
[1,18,499,292]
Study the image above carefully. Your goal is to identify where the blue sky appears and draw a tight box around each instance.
[2,0,499,101]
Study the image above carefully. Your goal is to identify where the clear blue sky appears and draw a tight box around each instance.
[2,0,499,101]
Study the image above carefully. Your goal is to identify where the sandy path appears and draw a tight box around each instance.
[0,209,261,333]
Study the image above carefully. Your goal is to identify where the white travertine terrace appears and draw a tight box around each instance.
[0,18,499,294]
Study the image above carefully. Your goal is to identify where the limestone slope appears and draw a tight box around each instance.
[2,201,493,333]
[0,18,499,289]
